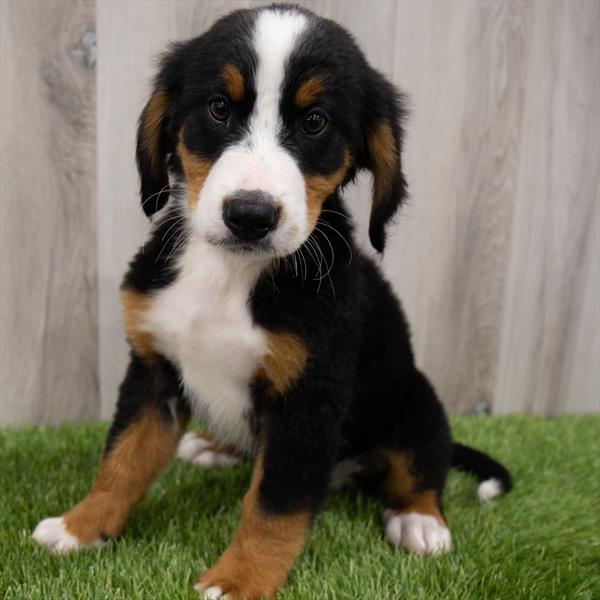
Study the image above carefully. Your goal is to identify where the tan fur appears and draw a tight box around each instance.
[177,130,212,211]
[63,409,187,544]
[380,450,418,507]
[121,287,154,359]
[295,74,327,108]
[367,121,398,206]
[139,90,168,174]
[259,331,308,395]
[222,64,245,102]
[305,149,352,230]
[375,449,446,526]
[403,490,446,526]
[198,452,310,599]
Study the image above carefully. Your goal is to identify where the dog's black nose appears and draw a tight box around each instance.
[223,190,279,241]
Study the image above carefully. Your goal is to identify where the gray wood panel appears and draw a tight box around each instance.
[3,0,597,424]
[0,0,98,425]
[494,0,600,414]
[96,0,250,419]
[96,0,599,418]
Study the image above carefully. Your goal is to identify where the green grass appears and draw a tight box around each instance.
[1,415,599,599]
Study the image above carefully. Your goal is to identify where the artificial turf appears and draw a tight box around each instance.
[1,415,598,599]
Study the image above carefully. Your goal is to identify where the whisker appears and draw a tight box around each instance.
[313,227,336,299]
[316,219,353,266]
[161,215,187,242]
[141,183,184,211]
[166,227,192,262]
[319,208,351,220]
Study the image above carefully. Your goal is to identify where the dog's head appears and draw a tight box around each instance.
[137,4,407,256]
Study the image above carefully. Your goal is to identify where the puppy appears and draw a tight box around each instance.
[33,5,512,599]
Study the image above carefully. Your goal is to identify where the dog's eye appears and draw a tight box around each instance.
[209,97,230,122]
[302,111,327,135]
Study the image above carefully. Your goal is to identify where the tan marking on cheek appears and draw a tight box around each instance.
[222,64,245,102]
[198,452,310,599]
[305,149,352,230]
[177,131,213,211]
[367,121,398,207]
[63,409,186,543]
[140,90,168,174]
[258,331,308,395]
[295,74,327,108]
[120,287,154,359]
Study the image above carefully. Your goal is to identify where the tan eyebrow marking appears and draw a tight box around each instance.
[222,64,245,102]
[295,74,327,108]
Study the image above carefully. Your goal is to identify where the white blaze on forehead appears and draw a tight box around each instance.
[250,9,308,142]
[192,8,311,257]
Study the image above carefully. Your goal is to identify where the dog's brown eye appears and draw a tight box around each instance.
[209,97,230,122]
[302,111,327,135]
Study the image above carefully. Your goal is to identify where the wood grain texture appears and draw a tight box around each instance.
[383,0,533,414]
[10,0,595,423]
[494,0,600,414]
[96,0,248,419]
[0,0,98,425]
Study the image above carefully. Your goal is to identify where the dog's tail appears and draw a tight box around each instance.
[452,443,513,503]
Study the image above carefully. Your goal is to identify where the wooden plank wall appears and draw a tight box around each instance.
[1,0,598,425]
[1,0,98,426]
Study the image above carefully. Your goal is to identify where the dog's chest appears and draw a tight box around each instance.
[143,242,267,453]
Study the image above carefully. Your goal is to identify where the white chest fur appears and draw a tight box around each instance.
[141,240,267,454]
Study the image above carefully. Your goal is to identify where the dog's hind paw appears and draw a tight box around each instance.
[177,432,242,467]
[383,510,451,555]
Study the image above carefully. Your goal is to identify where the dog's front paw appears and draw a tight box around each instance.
[383,510,451,555]
[195,582,228,599]
[195,547,283,600]
[32,516,104,553]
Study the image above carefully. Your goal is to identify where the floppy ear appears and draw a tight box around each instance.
[360,69,408,253]
[136,89,171,217]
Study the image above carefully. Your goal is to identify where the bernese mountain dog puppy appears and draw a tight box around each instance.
[33,4,512,598]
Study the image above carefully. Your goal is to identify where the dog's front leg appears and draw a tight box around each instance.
[196,397,341,600]
[33,354,189,551]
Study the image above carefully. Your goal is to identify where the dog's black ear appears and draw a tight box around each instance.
[136,88,171,217]
[359,69,408,253]
[136,44,188,217]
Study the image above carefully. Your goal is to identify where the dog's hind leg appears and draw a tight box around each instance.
[33,354,189,552]
[375,370,453,555]
[177,431,243,467]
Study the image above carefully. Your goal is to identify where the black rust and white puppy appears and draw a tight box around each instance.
[33,5,512,599]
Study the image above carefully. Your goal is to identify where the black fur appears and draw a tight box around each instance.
[102,2,512,587]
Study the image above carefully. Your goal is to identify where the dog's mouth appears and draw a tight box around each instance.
[206,234,275,256]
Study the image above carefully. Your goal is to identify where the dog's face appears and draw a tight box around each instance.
[137,5,407,256]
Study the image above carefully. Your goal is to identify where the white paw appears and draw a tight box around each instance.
[383,510,452,555]
[32,516,104,553]
[478,478,503,503]
[194,583,228,599]
[177,432,241,467]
